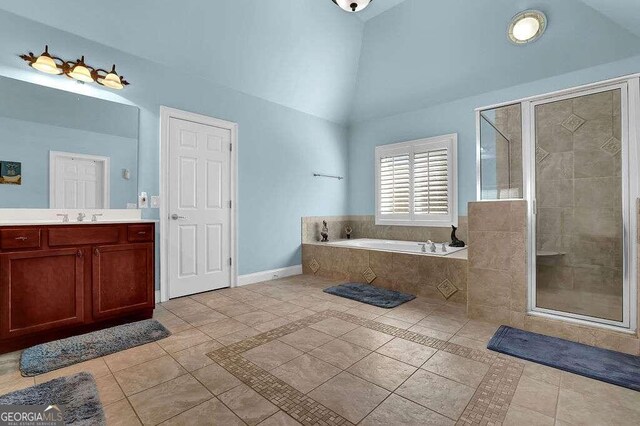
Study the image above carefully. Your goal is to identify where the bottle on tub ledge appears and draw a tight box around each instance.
[321,220,329,242]
[345,225,353,239]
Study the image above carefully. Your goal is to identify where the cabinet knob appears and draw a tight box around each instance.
[137,231,146,235]
[14,236,28,241]
[94,248,100,257]
[77,250,83,258]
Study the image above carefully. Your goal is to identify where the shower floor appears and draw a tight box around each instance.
[537,287,623,322]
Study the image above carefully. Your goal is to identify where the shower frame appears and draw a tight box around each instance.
[476,74,640,333]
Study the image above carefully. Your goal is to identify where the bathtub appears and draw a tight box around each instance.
[328,238,467,257]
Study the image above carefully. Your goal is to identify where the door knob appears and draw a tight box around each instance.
[171,214,186,220]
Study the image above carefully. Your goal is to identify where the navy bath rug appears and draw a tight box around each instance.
[0,372,105,425]
[324,283,415,308]
[20,319,171,377]
[488,325,640,391]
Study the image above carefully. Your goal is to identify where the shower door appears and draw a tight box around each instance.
[527,82,635,329]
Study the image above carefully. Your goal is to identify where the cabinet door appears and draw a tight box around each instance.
[0,249,85,338]
[92,243,154,319]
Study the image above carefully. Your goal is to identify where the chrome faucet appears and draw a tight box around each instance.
[77,212,86,222]
[441,243,447,253]
[430,242,437,253]
[56,213,69,223]
[91,213,103,222]
[418,243,427,253]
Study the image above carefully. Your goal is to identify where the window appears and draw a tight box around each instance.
[375,134,457,227]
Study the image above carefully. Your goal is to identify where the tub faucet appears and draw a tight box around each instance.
[77,212,86,222]
[441,243,447,253]
[56,213,69,223]
[430,242,437,253]
[418,243,427,253]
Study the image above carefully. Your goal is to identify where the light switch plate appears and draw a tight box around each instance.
[138,192,148,209]
[150,195,161,208]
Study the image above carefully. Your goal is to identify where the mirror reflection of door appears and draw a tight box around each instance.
[50,151,110,209]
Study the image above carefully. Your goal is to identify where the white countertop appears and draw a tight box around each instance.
[0,219,158,226]
[0,208,156,226]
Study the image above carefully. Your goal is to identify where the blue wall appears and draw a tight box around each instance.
[347,53,640,216]
[0,10,349,280]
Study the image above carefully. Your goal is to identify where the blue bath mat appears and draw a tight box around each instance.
[20,319,171,377]
[324,283,415,308]
[0,372,105,425]
[488,325,640,391]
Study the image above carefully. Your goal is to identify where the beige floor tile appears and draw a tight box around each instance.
[309,317,359,337]
[455,320,500,343]
[216,327,262,346]
[156,328,211,354]
[396,369,475,420]
[180,309,228,327]
[234,310,281,326]
[308,372,390,424]
[160,398,244,425]
[360,393,454,426]
[352,303,391,315]
[511,376,559,418]
[129,374,212,425]
[243,341,303,371]
[198,318,249,339]
[214,302,259,317]
[246,297,284,310]
[272,354,341,393]
[309,339,371,369]
[156,315,192,334]
[416,315,466,334]
[503,404,555,426]
[560,371,640,412]
[168,302,212,318]
[258,411,301,426]
[103,342,167,372]
[35,358,110,383]
[254,317,294,332]
[522,363,562,387]
[421,351,489,387]
[374,316,414,330]
[95,373,125,405]
[104,399,142,426]
[219,383,279,426]
[341,327,394,351]
[263,302,305,316]
[376,338,437,367]
[114,355,187,396]
[408,324,453,341]
[285,309,317,322]
[192,363,242,395]
[0,351,20,377]
[160,297,197,312]
[448,335,490,351]
[171,340,223,371]
[0,375,35,395]
[382,309,428,324]
[348,352,416,391]
[556,388,640,426]
[278,328,334,352]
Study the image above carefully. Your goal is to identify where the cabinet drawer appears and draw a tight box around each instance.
[49,226,120,247]
[127,225,154,242]
[0,229,41,250]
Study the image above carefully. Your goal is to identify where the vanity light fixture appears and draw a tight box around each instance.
[20,46,130,89]
[508,10,547,45]
[332,0,372,13]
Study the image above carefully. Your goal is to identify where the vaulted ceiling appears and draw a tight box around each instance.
[1,0,639,124]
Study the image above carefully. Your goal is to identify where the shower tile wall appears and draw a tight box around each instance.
[535,90,623,321]
[495,104,523,197]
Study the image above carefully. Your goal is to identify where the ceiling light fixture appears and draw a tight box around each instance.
[20,46,130,89]
[332,0,372,13]
[508,10,547,44]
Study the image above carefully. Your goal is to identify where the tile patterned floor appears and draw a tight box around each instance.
[1,274,639,425]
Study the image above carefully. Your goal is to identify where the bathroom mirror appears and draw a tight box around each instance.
[0,75,139,209]
[477,103,523,200]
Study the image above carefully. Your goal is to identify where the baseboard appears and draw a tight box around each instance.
[237,265,303,287]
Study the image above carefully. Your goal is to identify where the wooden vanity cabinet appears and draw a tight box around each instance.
[0,223,155,353]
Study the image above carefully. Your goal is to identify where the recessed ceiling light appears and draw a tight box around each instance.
[332,0,372,13]
[508,10,547,45]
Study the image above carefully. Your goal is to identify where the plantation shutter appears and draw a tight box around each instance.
[379,153,410,214]
[413,148,449,216]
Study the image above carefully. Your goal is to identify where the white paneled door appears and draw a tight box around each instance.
[50,152,109,209]
[168,117,232,298]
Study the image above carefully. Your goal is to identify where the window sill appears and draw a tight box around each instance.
[375,218,457,228]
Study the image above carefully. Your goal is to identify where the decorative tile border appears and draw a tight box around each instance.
[207,310,523,425]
